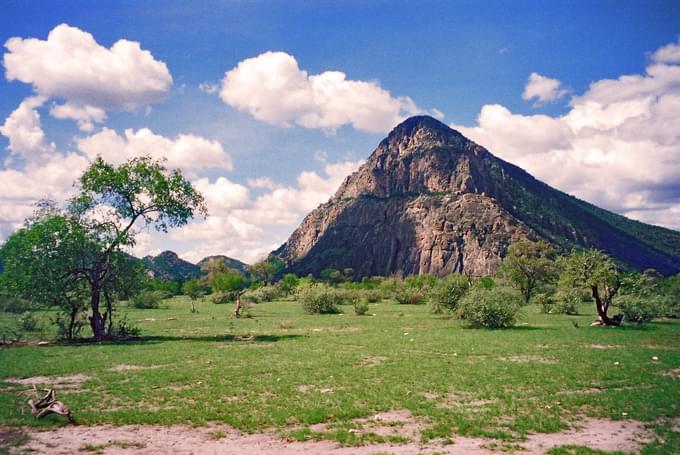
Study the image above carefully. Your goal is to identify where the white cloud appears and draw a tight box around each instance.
[247,177,281,190]
[76,127,233,176]
[198,82,219,94]
[522,72,568,104]
[219,51,422,133]
[171,160,363,263]
[651,36,680,64]
[454,37,680,230]
[0,96,54,161]
[3,23,172,130]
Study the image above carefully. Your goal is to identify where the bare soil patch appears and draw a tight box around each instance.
[659,368,680,379]
[107,364,163,372]
[3,374,93,390]
[583,344,622,350]
[499,355,558,364]
[6,415,654,454]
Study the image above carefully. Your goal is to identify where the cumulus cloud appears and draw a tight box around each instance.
[522,72,569,105]
[0,96,54,161]
[219,51,422,133]
[76,127,233,176]
[454,37,680,229]
[3,23,172,130]
[171,160,362,263]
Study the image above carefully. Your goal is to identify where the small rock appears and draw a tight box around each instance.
[622,412,628,416]
[652,356,659,361]
[614,361,620,365]
[403,332,409,336]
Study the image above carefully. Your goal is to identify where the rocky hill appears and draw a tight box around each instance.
[142,251,204,281]
[197,255,250,276]
[274,116,680,277]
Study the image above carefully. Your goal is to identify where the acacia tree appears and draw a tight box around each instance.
[499,240,557,303]
[1,156,207,340]
[0,211,92,340]
[559,249,622,326]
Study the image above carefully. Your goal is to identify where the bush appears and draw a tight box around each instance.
[553,290,580,315]
[111,315,141,338]
[363,289,383,303]
[456,286,522,328]
[534,293,555,314]
[299,285,343,314]
[243,285,281,303]
[130,290,164,309]
[354,300,369,315]
[403,274,437,290]
[52,313,87,341]
[19,312,39,331]
[427,274,469,314]
[618,295,661,324]
[0,295,32,313]
[211,292,235,304]
[395,287,425,305]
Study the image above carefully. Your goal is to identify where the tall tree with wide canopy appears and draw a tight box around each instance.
[1,156,207,340]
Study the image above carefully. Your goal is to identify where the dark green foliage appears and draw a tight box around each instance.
[395,287,426,305]
[559,249,622,325]
[362,289,383,303]
[427,273,469,314]
[278,273,300,295]
[0,294,32,313]
[130,290,164,309]
[353,300,369,315]
[243,285,282,303]
[456,286,522,328]
[617,295,662,324]
[299,285,343,314]
[145,279,183,296]
[19,312,38,331]
[499,240,558,303]
[403,274,437,290]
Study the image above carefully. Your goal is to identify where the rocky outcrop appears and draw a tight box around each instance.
[143,251,203,281]
[197,255,250,276]
[275,116,680,277]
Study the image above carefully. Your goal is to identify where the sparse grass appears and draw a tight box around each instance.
[0,296,678,452]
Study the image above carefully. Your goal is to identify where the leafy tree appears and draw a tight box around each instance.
[278,273,300,296]
[499,240,557,303]
[427,273,469,314]
[213,272,248,316]
[182,279,206,313]
[1,156,206,340]
[0,212,92,340]
[559,249,622,326]
[251,259,281,284]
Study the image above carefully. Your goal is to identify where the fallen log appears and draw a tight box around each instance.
[22,387,74,422]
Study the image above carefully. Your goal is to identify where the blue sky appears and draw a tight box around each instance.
[1,1,680,263]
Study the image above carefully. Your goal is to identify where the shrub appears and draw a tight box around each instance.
[211,292,235,304]
[299,285,342,314]
[427,274,469,314]
[534,293,555,314]
[395,287,425,305]
[553,291,580,315]
[111,315,141,338]
[618,295,661,324]
[403,274,437,290]
[243,285,281,303]
[130,290,164,309]
[19,312,39,331]
[363,289,383,303]
[354,300,369,316]
[456,286,522,328]
[0,295,32,313]
[52,313,87,341]
[659,296,680,318]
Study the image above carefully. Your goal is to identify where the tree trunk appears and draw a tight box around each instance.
[89,285,106,340]
[104,291,114,336]
[68,302,78,341]
[591,285,620,326]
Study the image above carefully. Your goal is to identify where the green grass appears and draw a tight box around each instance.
[1,296,678,452]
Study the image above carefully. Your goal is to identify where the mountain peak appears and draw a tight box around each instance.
[383,115,462,147]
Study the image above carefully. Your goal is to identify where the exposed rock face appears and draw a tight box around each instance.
[275,116,680,277]
[197,255,250,276]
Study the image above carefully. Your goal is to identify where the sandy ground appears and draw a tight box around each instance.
[2,411,655,455]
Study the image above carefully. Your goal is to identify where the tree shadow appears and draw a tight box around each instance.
[54,333,304,347]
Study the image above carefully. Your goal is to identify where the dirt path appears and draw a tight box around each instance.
[4,415,654,455]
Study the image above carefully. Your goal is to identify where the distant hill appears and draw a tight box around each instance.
[197,255,250,276]
[274,116,680,277]
[143,251,204,281]
[142,251,250,281]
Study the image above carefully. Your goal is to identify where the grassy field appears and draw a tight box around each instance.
[1,297,679,453]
